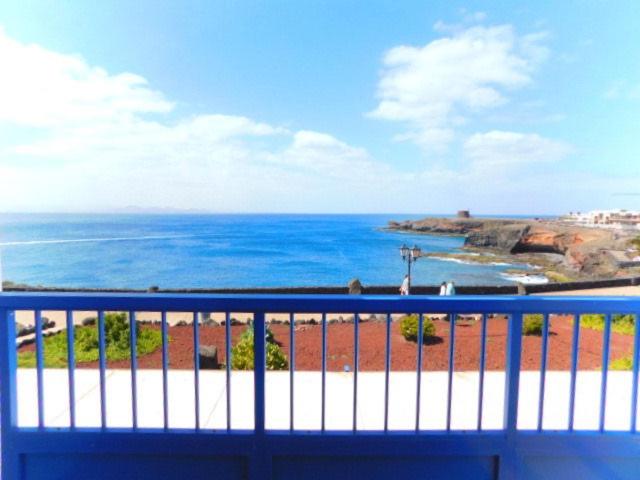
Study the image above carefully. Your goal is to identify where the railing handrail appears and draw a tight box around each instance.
[1,292,639,314]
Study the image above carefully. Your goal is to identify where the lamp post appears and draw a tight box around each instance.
[399,244,421,290]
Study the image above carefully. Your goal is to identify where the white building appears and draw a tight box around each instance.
[561,209,640,230]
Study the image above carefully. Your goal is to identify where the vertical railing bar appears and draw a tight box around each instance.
[225,311,231,431]
[446,312,456,431]
[631,313,640,432]
[568,313,581,431]
[129,311,138,429]
[254,312,266,434]
[161,311,169,430]
[98,310,107,429]
[599,313,612,432]
[0,309,19,478]
[321,312,327,433]
[289,312,295,432]
[415,313,424,432]
[65,310,76,428]
[477,313,488,431]
[537,313,550,432]
[503,312,523,455]
[35,310,45,429]
[353,312,359,432]
[193,312,200,431]
[384,313,392,432]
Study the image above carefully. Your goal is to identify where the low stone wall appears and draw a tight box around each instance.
[4,275,639,296]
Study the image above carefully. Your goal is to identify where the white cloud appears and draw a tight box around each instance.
[369,24,549,152]
[0,27,590,216]
[605,80,640,100]
[463,130,573,168]
[0,27,173,127]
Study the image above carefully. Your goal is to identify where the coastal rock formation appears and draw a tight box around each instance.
[388,217,637,280]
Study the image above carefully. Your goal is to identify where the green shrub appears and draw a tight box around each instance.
[610,356,632,371]
[544,271,571,283]
[18,312,163,368]
[523,314,544,336]
[580,314,635,335]
[231,326,288,370]
[400,314,436,342]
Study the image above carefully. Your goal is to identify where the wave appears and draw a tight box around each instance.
[430,256,515,267]
[0,234,198,247]
[429,257,482,266]
[500,273,549,285]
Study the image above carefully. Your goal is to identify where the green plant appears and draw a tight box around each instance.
[544,271,571,283]
[400,314,436,342]
[523,314,544,336]
[580,314,635,335]
[18,312,163,368]
[630,236,640,250]
[231,326,288,370]
[610,356,633,371]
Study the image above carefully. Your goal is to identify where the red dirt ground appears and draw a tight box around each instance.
[21,315,633,371]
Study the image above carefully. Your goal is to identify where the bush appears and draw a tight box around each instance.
[231,326,288,370]
[580,314,635,335]
[400,314,436,342]
[18,312,163,368]
[610,356,633,371]
[523,314,544,336]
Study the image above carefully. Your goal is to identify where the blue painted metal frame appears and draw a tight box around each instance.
[537,313,550,431]
[2,293,640,480]
[129,310,138,429]
[477,313,488,431]
[193,312,200,431]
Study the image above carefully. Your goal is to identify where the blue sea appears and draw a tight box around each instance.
[0,214,536,289]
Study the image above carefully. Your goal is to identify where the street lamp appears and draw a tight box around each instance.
[399,243,421,289]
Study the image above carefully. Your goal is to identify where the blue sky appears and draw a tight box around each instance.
[0,1,638,214]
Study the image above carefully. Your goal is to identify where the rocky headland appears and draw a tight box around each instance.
[387,217,640,281]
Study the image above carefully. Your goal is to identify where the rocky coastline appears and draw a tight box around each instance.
[388,217,640,282]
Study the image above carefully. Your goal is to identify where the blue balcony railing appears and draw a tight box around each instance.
[2,292,640,480]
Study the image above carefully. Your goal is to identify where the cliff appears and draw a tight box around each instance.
[388,217,636,279]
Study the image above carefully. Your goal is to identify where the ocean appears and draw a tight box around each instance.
[0,213,536,289]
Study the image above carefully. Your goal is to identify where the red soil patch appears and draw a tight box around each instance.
[21,315,633,371]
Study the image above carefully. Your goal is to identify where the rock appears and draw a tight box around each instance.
[198,345,219,369]
[466,224,530,252]
[82,317,96,326]
[348,278,363,294]
[202,316,219,327]
[15,322,28,337]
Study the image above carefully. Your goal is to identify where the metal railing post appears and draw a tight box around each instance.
[249,311,270,479]
[253,312,266,434]
[499,312,523,480]
[0,308,19,478]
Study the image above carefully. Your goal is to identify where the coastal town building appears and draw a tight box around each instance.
[561,209,640,230]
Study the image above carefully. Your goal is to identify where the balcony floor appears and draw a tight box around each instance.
[15,369,638,431]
